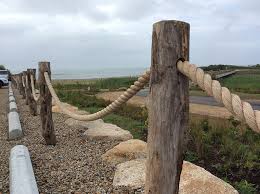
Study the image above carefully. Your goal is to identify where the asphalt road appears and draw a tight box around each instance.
[137,89,260,110]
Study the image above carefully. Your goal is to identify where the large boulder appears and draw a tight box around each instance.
[113,160,239,194]
[52,102,78,113]
[65,118,133,141]
[179,161,239,194]
[65,118,104,129]
[102,139,147,165]
[84,123,133,141]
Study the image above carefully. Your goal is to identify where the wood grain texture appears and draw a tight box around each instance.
[39,62,56,145]
[145,20,190,194]
[27,69,37,116]
[19,73,25,98]
[23,71,29,104]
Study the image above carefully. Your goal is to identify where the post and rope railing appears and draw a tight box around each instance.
[10,19,260,194]
[30,74,40,102]
[39,61,57,145]
[23,71,29,105]
[27,69,37,116]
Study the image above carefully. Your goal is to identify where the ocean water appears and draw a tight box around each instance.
[52,67,148,80]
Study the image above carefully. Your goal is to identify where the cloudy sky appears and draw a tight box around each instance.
[0,0,259,73]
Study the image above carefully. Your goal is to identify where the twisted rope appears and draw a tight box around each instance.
[30,75,40,102]
[177,61,260,133]
[42,61,259,133]
[44,71,150,121]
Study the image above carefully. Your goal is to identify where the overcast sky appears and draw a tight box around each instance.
[0,0,259,73]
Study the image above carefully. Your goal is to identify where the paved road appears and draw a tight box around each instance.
[137,89,260,110]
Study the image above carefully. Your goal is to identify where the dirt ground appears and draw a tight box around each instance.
[96,91,232,119]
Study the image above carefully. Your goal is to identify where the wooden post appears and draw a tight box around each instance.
[19,73,25,98]
[27,69,37,116]
[11,75,17,89]
[145,20,190,194]
[39,62,56,145]
[23,71,29,104]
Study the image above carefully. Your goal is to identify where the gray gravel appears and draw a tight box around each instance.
[0,86,142,193]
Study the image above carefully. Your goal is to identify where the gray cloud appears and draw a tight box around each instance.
[0,0,259,73]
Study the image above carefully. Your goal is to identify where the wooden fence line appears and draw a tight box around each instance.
[11,20,190,193]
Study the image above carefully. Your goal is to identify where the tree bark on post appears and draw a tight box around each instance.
[23,71,29,104]
[39,62,56,145]
[27,69,37,116]
[19,73,25,98]
[145,20,190,194]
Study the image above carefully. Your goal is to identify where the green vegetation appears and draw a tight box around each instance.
[201,64,260,71]
[57,90,148,140]
[53,76,138,92]
[56,85,260,193]
[0,65,6,70]
[220,74,260,94]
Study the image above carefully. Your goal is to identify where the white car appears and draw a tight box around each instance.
[0,70,9,88]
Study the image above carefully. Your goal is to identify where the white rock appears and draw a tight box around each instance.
[8,112,23,140]
[9,95,16,102]
[84,122,133,141]
[65,118,104,129]
[10,101,18,111]
[10,145,39,194]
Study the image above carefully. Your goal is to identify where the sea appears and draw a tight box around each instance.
[51,67,148,80]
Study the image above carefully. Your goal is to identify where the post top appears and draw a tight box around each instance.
[153,20,190,27]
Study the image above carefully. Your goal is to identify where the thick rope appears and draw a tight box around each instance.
[42,61,260,133]
[177,61,260,133]
[30,75,40,102]
[44,71,150,121]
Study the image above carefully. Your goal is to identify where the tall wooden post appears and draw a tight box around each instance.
[11,75,17,89]
[19,73,25,98]
[27,69,37,116]
[145,20,190,194]
[23,71,29,104]
[39,62,56,145]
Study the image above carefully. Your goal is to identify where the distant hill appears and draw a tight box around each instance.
[201,64,260,71]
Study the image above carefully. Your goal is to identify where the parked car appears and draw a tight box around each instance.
[0,70,9,88]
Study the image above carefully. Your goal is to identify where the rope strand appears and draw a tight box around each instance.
[30,74,40,102]
[44,70,150,121]
[177,61,260,133]
[41,61,260,133]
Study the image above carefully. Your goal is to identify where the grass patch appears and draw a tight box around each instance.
[220,74,260,94]
[53,76,138,92]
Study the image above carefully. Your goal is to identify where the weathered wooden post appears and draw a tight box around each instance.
[11,75,17,89]
[145,20,190,194]
[23,71,29,104]
[39,62,56,145]
[19,73,25,98]
[27,69,37,116]
[13,74,18,89]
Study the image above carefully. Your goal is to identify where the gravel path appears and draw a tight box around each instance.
[0,86,134,193]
